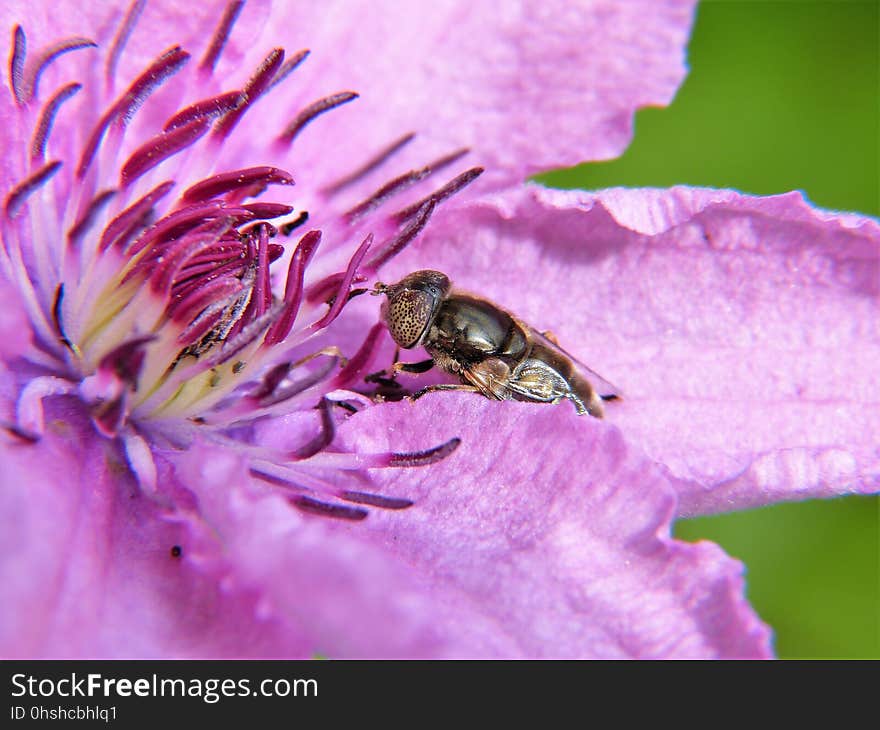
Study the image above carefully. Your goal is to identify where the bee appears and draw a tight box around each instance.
[371,270,619,417]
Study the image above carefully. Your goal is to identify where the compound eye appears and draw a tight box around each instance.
[385,289,436,348]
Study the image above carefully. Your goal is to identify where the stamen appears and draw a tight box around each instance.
[311,233,372,329]
[264,49,310,94]
[323,132,416,196]
[52,283,73,351]
[172,279,243,333]
[340,491,414,510]
[126,201,249,256]
[363,199,436,272]
[387,437,461,467]
[200,0,245,74]
[9,25,25,104]
[331,323,385,388]
[395,166,484,223]
[250,362,292,401]
[344,147,470,223]
[21,36,96,103]
[202,305,281,367]
[213,48,285,139]
[263,230,321,346]
[182,166,294,203]
[31,82,81,161]
[93,393,127,438]
[147,221,229,295]
[98,335,155,390]
[292,398,335,460]
[241,203,294,219]
[120,117,211,188]
[290,495,368,521]
[252,355,339,409]
[4,160,62,218]
[99,180,174,252]
[77,46,191,178]
[106,0,146,88]
[163,91,246,132]
[281,211,308,235]
[67,189,116,245]
[277,91,359,146]
[116,46,190,123]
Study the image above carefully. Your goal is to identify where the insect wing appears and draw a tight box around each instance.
[529,328,621,400]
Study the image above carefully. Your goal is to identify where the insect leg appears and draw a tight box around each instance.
[392,358,435,375]
[410,383,481,401]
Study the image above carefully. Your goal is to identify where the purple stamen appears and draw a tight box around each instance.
[21,37,96,103]
[106,0,146,88]
[9,25,25,104]
[30,82,81,160]
[263,230,321,346]
[241,203,295,220]
[281,211,309,235]
[395,166,484,223]
[199,0,245,74]
[120,117,211,188]
[77,47,191,178]
[203,306,281,367]
[323,132,416,196]
[99,180,174,252]
[182,166,294,203]
[311,233,372,329]
[171,279,243,329]
[98,335,155,390]
[116,45,190,123]
[148,221,229,295]
[292,398,335,460]
[163,91,246,132]
[388,437,461,467]
[4,160,62,218]
[331,322,385,388]
[52,284,72,351]
[126,201,250,256]
[277,91,359,146]
[92,393,128,438]
[340,491,414,510]
[67,189,116,245]
[251,362,292,401]
[346,148,470,222]
[213,48,285,139]
[253,355,339,408]
[264,49,310,94]
[363,199,436,272]
[290,495,368,521]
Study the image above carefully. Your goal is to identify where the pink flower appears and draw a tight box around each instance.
[1,0,874,659]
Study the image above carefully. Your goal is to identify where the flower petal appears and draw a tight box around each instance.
[1,1,696,192]
[376,185,880,516]
[0,403,313,657]
[330,395,772,658]
[258,0,697,187]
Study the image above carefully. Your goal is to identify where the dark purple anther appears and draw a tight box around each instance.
[199,0,245,74]
[182,166,294,203]
[388,437,461,467]
[4,160,62,218]
[120,118,211,188]
[277,92,359,146]
[163,91,246,132]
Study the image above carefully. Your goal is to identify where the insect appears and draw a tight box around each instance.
[371,270,619,417]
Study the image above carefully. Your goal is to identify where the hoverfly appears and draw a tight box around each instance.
[372,270,619,417]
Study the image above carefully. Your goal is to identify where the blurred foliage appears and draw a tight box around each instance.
[538,0,879,658]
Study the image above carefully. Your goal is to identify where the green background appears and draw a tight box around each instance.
[539,0,879,658]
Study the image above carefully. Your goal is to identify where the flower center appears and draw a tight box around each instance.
[2,1,479,517]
